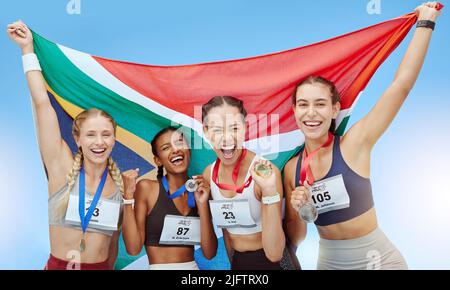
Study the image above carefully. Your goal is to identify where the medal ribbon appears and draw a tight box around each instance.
[212,149,252,194]
[79,166,108,233]
[161,176,196,208]
[300,132,334,186]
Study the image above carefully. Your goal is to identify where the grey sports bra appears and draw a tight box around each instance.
[48,175,122,236]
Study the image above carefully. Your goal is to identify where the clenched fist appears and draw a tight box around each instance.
[290,186,312,212]
[122,168,139,199]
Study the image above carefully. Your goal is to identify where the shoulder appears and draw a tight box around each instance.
[137,178,158,188]
[283,154,300,189]
[202,164,213,180]
[48,156,76,195]
[135,179,159,200]
[340,131,369,161]
[341,123,368,152]
[284,154,299,177]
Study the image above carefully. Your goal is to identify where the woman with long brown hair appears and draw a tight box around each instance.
[284,2,441,270]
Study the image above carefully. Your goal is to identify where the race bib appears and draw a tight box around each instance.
[159,215,201,246]
[310,174,350,214]
[65,194,120,232]
[209,199,257,228]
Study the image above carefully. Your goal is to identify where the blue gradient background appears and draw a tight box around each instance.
[1,0,449,269]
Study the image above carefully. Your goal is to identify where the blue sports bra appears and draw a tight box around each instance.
[295,137,374,226]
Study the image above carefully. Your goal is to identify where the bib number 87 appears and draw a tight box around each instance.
[311,191,331,204]
[177,227,190,236]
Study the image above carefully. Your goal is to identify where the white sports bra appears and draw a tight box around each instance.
[210,156,262,235]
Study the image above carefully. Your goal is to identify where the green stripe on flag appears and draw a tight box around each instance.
[32,31,216,174]
[336,115,350,136]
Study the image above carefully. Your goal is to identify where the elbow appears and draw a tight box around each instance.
[286,230,301,248]
[32,96,51,110]
[203,249,217,261]
[263,241,285,263]
[126,248,141,256]
[297,227,307,245]
[288,235,302,248]
[265,251,283,263]
[201,239,218,260]
[285,219,307,247]
[125,243,142,256]
[261,234,286,263]
[392,77,414,96]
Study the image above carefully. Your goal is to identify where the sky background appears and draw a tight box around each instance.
[1,0,449,269]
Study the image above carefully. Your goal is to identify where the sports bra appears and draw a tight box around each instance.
[145,178,198,247]
[48,175,122,236]
[295,137,374,226]
[210,155,262,235]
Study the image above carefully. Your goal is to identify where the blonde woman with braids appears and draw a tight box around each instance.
[7,20,125,270]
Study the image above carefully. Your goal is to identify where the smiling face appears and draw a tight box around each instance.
[293,82,340,140]
[153,130,191,175]
[203,104,246,166]
[74,115,116,165]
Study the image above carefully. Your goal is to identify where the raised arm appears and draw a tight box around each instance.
[347,3,442,149]
[7,21,73,180]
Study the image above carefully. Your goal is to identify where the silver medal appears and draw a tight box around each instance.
[185,179,198,192]
[299,202,318,223]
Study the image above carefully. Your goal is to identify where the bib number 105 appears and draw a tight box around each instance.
[311,192,331,204]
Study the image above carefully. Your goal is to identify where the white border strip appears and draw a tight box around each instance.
[59,44,206,137]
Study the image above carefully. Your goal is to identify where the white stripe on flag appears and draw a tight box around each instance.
[57,44,356,157]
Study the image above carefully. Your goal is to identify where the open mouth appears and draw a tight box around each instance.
[220,144,236,160]
[91,148,107,157]
[303,121,323,130]
[170,155,184,166]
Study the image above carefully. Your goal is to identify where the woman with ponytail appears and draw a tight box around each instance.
[284,2,441,270]
[122,127,217,270]
[7,21,124,270]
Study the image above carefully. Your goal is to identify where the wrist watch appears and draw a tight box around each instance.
[416,20,436,30]
[262,193,281,205]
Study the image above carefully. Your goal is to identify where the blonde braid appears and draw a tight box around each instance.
[56,148,83,219]
[108,157,124,196]
[108,157,124,230]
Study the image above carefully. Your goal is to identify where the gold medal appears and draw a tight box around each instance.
[255,162,272,178]
[80,233,86,253]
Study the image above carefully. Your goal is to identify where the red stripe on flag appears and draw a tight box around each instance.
[92,13,416,137]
